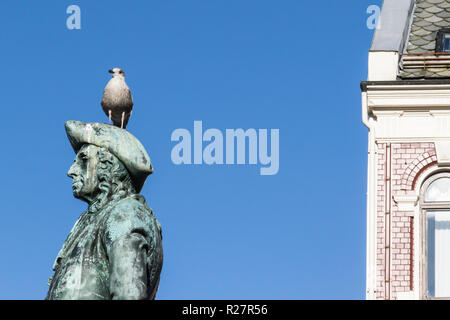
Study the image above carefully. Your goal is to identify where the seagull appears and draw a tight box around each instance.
[101,68,134,129]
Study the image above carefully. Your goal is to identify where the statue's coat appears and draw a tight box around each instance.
[46,195,163,300]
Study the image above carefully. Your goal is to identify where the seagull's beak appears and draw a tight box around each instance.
[108,69,114,74]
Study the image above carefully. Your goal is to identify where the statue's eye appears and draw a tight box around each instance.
[79,153,88,161]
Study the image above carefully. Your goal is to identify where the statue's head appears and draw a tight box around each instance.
[64,120,153,211]
[68,144,136,210]
[68,144,99,201]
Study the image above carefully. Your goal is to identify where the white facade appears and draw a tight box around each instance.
[363,0,450,300]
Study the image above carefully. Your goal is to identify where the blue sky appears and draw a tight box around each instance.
[0,0,383,299]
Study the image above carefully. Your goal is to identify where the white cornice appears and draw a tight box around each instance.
[366,84,450,91]
[367,86,450,110]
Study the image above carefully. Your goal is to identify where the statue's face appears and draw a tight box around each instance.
[67,144,100,202]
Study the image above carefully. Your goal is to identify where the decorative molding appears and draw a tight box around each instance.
[400,150,437,191]
[371,115,450,140]
[393,193,419,211]
[435,140,450,166]
[368,88,450,110]
[366,84,450,114]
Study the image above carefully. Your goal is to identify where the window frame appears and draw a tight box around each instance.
[435,28,450,53]
[420,172,450,300]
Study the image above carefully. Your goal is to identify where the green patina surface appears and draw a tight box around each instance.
[46,121,163,300]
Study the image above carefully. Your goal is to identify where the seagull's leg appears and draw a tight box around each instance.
[108,110,112,125]
[121,112,125,129]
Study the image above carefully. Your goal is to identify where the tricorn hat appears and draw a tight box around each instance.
[65,120,153,192]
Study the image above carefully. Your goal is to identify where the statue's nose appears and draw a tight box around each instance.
[67,162,78,178]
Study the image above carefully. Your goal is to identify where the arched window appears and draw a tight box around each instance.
[421,172,450,298]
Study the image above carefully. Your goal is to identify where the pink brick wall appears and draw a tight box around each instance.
[375,142,437,300]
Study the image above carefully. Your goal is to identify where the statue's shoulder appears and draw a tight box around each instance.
[103,195,160,242]
[107,194,154,223]
[110,194,150,213]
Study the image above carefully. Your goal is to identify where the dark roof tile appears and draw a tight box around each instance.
[399,0,450,79]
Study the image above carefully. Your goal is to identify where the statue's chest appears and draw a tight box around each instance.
[59,212,107,263]
[47,212,111,299]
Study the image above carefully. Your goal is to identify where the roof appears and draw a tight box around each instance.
[370,0,415,52]
[399,0,450,79]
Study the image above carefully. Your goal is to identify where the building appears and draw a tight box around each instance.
[362,0,450,300]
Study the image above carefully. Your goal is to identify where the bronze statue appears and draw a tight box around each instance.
[46,120,163,300]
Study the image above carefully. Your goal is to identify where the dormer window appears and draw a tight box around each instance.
[436,29,450,53]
